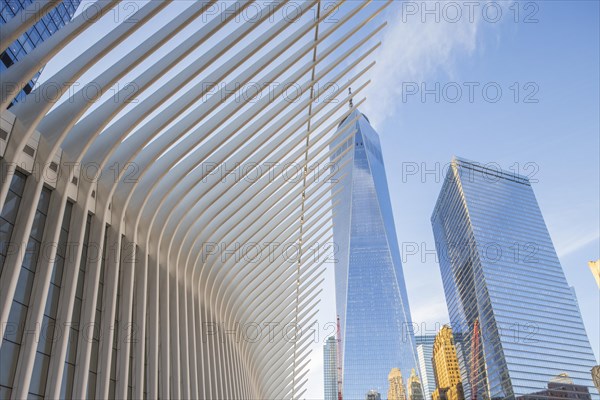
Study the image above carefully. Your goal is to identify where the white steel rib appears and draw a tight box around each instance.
[0,1,390,398]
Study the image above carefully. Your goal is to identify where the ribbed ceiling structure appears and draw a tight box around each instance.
[0,1,389,398]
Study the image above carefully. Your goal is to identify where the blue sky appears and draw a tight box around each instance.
[35,1,598,397]
[378,0,600,352]
[311,1,599,397]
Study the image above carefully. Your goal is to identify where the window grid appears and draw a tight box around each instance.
[0,184,51,397]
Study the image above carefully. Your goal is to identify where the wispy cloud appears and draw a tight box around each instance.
[556,231,600,258]
[362,1,483,128]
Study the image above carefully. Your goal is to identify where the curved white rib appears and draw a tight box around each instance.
[0,1,390,398]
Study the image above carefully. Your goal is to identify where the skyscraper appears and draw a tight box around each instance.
[324,336,339,400]
[332,109,421,399]
[0,0,82,107]
[389,368,407,400]
[409,369,425,400]
[432,326,464,400]
[416,335,436,400]
[431,157,599,399]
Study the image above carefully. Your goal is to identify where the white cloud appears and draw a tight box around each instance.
[555,231,600,258]
[362,1,482,129]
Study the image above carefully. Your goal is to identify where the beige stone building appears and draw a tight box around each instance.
[432,326,464,400]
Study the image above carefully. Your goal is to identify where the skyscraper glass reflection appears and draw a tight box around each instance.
[388,368,407,400]
[431,157,598,400]
[332,110,420,399]
[409,369,425,400]
[1,0,82,107]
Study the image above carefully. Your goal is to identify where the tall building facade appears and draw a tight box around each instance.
[409,369,425,400]
[332,110,421,399]
[432,326,464,400]
[431,157,599,399]
[416,335,436,400]
[389,368,407,400]
[324,336,339,400]
[0,0,82,106]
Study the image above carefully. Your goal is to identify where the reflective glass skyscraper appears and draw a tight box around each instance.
[324,336,339,400]
[1,0,81,107]
[416,335,436,400]
[332,110,420,399]
[431,157,598,400]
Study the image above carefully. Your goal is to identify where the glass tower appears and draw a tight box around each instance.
[324,336,339,400]
[332,110,420,399]
[431,157,598,400]
[416,335,436,400]
[1,0,81,107]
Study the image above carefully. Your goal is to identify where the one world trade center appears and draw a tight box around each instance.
[331,109,421,399]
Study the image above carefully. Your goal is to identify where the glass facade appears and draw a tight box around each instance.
[324,336,339,400]
[332,110,421,399]
[0,0,81,107]
[0,171,27,399]
[431,157,598,400]
[0,179,52,398]
[416,335,436,400]
[388,368,408,400]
